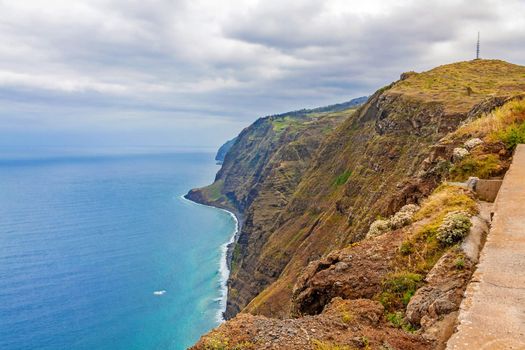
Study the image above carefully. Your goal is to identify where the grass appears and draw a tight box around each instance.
[398,185,477,273]
[449,154,502,181]
[496,122,525,150]
[378,271,423,311]
[414,184,478,221]
[272,116,298,133]
[389,60,525,113]
[386,312,417,332]
[333,171,352,186]
[230,243,242,273]
[200,179,225,202]
[445,98,525,181]
[312,340,355,350]
[454,257,465,270]
[376,184,478,317]
[455,98,525,146]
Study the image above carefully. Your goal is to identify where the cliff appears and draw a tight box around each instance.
[189,59,525,349]
[215,138,237,164]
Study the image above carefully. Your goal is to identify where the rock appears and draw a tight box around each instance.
[400,71,419,80]
[452,147,469,162]
[334,262,349,271]
[191,298,432,350]
[466,177,479,191]
[405,250,475,327]
[291,230,404,316]
[464,138,483,150]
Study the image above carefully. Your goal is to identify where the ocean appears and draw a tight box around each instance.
[0,152,237,350]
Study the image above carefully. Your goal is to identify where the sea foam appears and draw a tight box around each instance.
[180,195,239,323]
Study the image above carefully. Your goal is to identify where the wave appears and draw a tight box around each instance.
[179,195,239,324]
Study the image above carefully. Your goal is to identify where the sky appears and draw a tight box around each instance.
[0,0,524,153]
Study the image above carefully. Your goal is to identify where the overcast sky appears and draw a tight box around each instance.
[1,0,524,153]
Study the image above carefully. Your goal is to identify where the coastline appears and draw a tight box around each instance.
[180,194,241,323]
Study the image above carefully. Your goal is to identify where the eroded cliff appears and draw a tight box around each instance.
[188,59,525,349]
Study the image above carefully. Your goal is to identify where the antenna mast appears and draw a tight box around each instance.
[476,32,480,59]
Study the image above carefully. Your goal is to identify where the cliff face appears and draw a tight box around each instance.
[215,138,237,164]
[188,60,525,329]
[190,60,525,349]
[185,105,359,316]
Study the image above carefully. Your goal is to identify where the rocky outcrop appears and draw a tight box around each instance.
[405,250,475,328]
[191,298,432,350]
[291,229,405,316]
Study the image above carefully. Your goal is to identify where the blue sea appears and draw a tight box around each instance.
[0,152,237,350]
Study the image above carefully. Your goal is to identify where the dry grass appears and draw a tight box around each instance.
[449,154,503,181]
[388,185,477,279]
[414,184,478,221]
[312,339,356,350]
[389,60,525,113]
[456,98,525,140]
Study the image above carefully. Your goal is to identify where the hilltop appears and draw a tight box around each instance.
[187,59,525,349]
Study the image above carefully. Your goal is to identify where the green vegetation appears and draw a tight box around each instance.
[456,98,525,141]
[230,243,242,273]
[374,184,477,320]
[386,312,417,332]
[454,257,466,270]
[399,241,413,255]
[449,154,502,181]
[200,179,225,202]
[367,204,419,238]
[396,185,476,273]
[496,122,525,150]
[272,116,299,133]
[378,272,423,311]
[333,171,352,186]
[414,184,478,221]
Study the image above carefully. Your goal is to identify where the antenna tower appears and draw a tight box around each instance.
[476,32,480,59]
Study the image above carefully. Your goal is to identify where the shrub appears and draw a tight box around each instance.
[436,211,472,245]
[452,147,469,162]
[496,122,525,150]
[379,272,423,310]
[367,204,420,238]
[399,241,413,255]
[454,257,465,270]
[449,154,502,181]
[386,312,417,332]
[389,204,419,229]
[464,138,483,150]
[366,219,390,238]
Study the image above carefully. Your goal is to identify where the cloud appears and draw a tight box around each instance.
[0,0,523,149]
